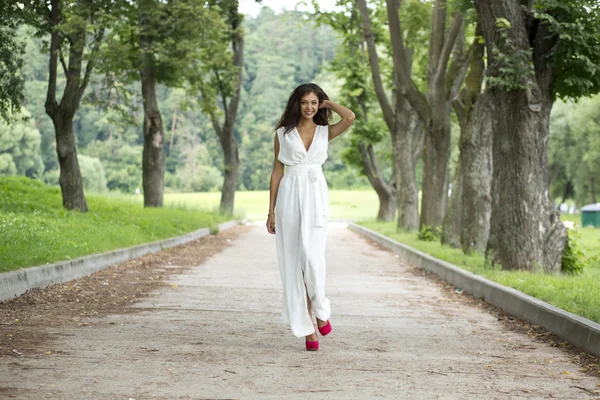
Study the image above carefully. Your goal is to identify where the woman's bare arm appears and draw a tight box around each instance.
[322,99,356,141]
[267,133,284,234]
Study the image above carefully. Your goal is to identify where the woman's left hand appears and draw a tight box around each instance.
[319,99,330,109]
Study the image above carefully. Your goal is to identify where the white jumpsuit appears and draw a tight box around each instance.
[275,124,331,337]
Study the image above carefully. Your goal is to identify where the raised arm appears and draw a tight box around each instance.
[321,99,356,141]
[267,133,285,234]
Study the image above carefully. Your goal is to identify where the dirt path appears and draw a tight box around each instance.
[1,223,598,399]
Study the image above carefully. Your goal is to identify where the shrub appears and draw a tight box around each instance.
[561,226,588,275]
[418,225,441,242]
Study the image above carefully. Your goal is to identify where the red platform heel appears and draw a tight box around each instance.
[305,340,319,351]
[318,320,332,336]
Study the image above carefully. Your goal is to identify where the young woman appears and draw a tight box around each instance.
[266,83,355,351]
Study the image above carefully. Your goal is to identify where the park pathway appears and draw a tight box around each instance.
[2,223,599,399]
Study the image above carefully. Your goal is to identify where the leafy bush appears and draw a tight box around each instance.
[561,226,589,275]
[418,225,441,242]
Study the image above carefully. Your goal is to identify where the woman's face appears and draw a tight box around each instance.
[299,92,319,120]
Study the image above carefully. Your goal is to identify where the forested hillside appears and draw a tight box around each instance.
[1,7,368,195]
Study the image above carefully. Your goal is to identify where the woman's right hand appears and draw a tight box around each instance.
[266,214,276,234]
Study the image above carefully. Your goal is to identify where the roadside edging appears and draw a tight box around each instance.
[348,222,600,358]
[0,220,243,302]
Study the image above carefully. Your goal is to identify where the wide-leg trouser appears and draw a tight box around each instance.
[275,172,330,337]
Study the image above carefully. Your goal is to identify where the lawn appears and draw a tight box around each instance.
[0,176,231,272]
[359,219,600,324]
[158,190,381,221]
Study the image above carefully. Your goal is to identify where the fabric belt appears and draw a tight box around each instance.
[286,164,326,227]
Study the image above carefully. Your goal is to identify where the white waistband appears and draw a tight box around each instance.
[286,164,322,175]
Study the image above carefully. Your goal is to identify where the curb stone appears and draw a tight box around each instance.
[0,220,243,302]
[348,222,600,358]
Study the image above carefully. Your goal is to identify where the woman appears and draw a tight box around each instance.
[266,83,355,351]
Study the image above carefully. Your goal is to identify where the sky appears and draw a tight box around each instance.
[239,0,338,17]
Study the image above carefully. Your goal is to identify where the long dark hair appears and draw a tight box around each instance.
[276,83,332,134]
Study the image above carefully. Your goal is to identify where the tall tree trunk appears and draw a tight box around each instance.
[442,158,462,247]
[139,8,164,207]
[52,113,87,211]
[219,133,239,214]
[358,143,396,221]
[140,66,165,207]
[44,0,104,212]
[444,25,492,253]
[589,174,597,204]
[420,111,451,228]
[460,92,493,254]
[393,96,420,230]
[476,0,566,272]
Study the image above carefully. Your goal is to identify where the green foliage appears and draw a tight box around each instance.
[549,95,600,206]
[0,109,43,178]
[561,226,589,274]
[84,139,141,193]
[78,155,108,193]
[361,219,600,324]
[418,225,441,241]
[0,3,26,121]
[535,0,600,100]
[0,175,231,271]
[487,18,535,91]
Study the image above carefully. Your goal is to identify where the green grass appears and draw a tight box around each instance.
[155,190,381,221]
[359,220,600,324]
[0,176,232,272]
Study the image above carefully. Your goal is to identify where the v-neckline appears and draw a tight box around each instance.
[294,125,318,154]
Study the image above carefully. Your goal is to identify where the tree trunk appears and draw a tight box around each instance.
[589,174,597,204]
[219,133,239,215]
[460,92,493,254]
[393,97,420,230]
[420,112,451,228]
[139,9,164,207]
[140,69,165,207]
[476,0,566,272]
[52,114,88,211]
[358,143,396,222]
[441,158,462,247]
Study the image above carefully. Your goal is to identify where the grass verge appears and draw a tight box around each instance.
[359,220,600,325]
[0,176,232,272]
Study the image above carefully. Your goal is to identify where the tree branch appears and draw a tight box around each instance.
[432,11,464,92]
[357,0,394,131]
[384,0,431,123]
[427,0,448,79]
[77,28,105,103]
[213,70,229,130]
[44,0,60,116]
[225,31,244,133]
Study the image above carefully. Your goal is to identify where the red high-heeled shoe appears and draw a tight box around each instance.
[305,340,319,351]
[318,320,332,336]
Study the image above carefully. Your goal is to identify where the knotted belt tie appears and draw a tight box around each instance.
[286,164,326,227]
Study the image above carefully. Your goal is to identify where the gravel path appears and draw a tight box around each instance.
[1,223,598,399]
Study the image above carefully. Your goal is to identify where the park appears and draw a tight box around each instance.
[1,0,600,398]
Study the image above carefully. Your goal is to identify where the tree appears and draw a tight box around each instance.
[102,0,224,207]
[21,0,120,211]
[315,1,398,222]
[383,0,467,229]
[357,0,428,229]
[196,0,245,215]
[474,0,600,272]
[441,23,493,254]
